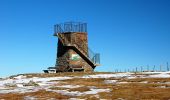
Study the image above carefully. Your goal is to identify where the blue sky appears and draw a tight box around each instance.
[0,0,170,77]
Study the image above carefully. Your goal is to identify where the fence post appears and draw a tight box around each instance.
[147,65,149,72]
[153,65,155,72]
[167,62,169,71]
[160,65,162,72]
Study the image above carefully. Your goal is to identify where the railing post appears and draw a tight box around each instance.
[55,22,87,33]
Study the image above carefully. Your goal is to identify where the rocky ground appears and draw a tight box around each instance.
[0,72,170,100]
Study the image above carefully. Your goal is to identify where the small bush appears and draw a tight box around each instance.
[23,80,39,86]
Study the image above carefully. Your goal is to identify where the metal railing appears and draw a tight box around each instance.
[88,49,100,65]
[54,22,87,35]
[57,33,100,65]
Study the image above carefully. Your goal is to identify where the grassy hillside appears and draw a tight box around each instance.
[0,72,170,100]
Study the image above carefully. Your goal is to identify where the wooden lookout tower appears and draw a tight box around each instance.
[44,22,100,73]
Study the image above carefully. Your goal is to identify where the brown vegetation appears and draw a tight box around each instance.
[69,86,90,92]
[1,72,170,99]
[0,90,70,100]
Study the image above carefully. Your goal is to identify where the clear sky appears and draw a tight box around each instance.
[0,0,170,77]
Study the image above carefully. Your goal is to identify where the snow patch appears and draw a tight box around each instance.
[84,88,110,95]
[24,96,36,100]
[56,85,81,89]
[104,80,117,84]
[69,98,78,100]
[82,73,131,78]
[139,81,148,83]
[142,71,170,74]
[16,84,24,87]
[47,88,110,96]
[148,73,170,78]
[0,76,72,94]
[117,82,129,84]
[1,72,170,94]
[13,75,26,79]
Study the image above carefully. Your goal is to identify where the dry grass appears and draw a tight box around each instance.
[49,86,69,90]
[61,78,110,89]
[11,72,94,78]
[59,77,170,99]
[2,72,170,99]
[69,86,90,92]
[97,83,170,100]
[10,72,115,78]
[0,93,24,100]
[0,90,70,100]
[78,94,100,100]
[118,78,170,83]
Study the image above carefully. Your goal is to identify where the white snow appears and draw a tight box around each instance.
[165,82,170,84]
[47,89,82,96]
[147,73,170,78]
[0,76,72,87]
[84,88,110,95]
[158,86,166,88]
[0,86,8,90]
[117,82,129,84]
[0,75,73,94]
[47,87,110,96]
[30,76,73,82]
[24,96,36,100]
[142,71,170,74]
[14,75,26,79]
[0,71,170,95]
[56,85,81,89]
[139,81,148,83]
[127,76,137,79]
[82,73,132,78]
[69,98,79,100]
[16,84,24,87]
[104,80,117,84]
